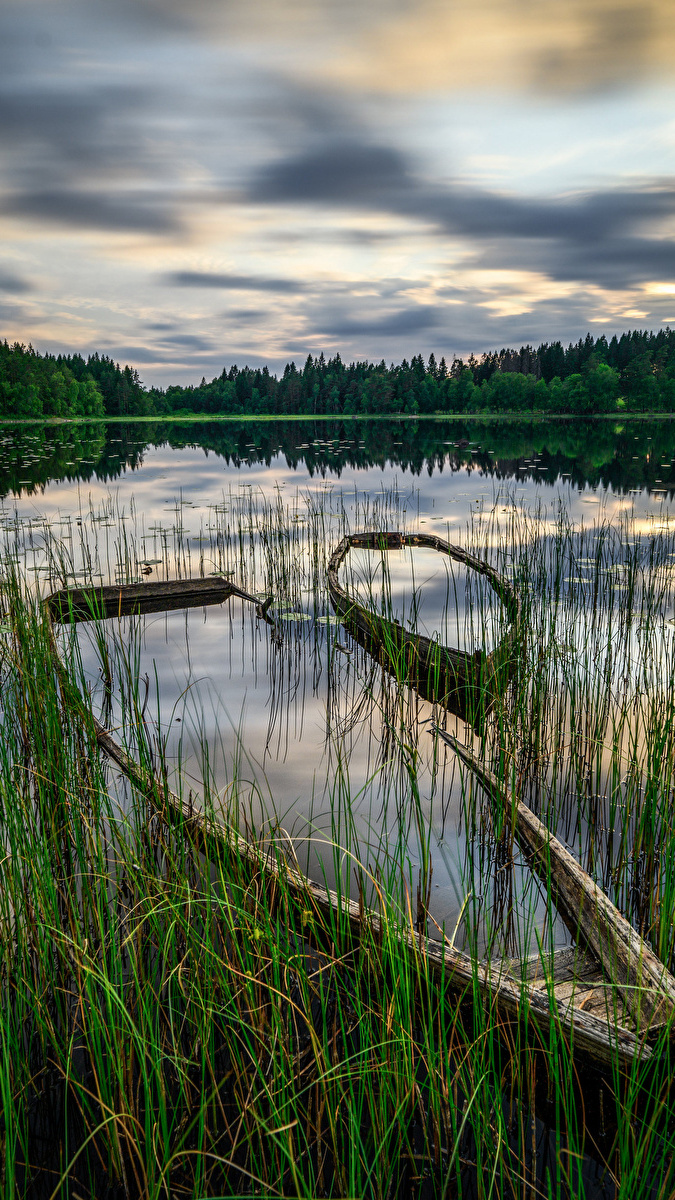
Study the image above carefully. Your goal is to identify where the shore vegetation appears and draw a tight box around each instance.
[4,327,675,420]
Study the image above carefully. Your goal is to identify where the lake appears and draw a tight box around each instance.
[4,414,675,961]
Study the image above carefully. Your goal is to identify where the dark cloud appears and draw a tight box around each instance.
[248,141,675,291]
[478,233,675,291]
[2,190,178,233]
[167,270,306,293]
[0,301,28,323]
[0,271,31,294]
[342,228,401,245]
[0,21,179,233]
[0,87,148,164]
[106,345,160,361]
[319,305,440,337]
[252,142,410,205]
[159,333,215,349]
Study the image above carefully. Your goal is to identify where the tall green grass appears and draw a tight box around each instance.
[2,482,675,1195]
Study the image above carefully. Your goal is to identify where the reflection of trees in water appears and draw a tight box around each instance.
[6,415,675,498]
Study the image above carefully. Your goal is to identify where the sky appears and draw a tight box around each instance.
[2,0,675,386]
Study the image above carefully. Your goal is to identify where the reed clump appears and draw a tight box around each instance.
[0,566,590,1200]
[2,482,675,1197]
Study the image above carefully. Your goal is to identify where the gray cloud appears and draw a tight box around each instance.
[252,142,410,205]
[0,7,182,234]
[0,87,148,164]
[0,271,31,294]
[248,141,675,291]
[3,190,178,233]
[319,305,440,338]
[472,232,675,291]
[159,333,216,349]
[167,271,305,293]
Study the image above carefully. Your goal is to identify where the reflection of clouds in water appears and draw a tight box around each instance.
[13,426,675,959]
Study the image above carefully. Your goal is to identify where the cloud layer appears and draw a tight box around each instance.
[2,0,675,383]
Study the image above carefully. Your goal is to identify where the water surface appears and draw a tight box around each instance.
[4,415,675,959]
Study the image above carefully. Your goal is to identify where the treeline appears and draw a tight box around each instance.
[4,328,675,419]
[154,329,675,417]
[0,342,148,419]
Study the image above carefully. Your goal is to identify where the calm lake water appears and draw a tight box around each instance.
[4,415,675,957]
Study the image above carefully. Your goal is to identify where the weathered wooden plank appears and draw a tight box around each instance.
[438,731,675,1032]
[505,945,600,985]
[87,714,655,1064]
[46,576,273,623]
[552,980,606,1005]
[552,955,598,984]
[579,987,631,1020]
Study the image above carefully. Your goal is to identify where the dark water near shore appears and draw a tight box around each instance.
[3,415,675,959]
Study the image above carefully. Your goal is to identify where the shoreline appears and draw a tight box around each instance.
[0,410,674,426]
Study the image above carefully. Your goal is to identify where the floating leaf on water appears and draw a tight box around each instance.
[275,610,311,622]
[314,615,334,625]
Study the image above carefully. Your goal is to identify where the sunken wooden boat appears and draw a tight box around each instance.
[327,532,521,729]
[45,575,275,625]
[41,569,675,1068]
[433,729,675,1065]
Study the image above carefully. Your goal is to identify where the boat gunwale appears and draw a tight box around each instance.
[326,531,522,727]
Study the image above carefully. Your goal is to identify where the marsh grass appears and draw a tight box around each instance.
[1,482,675,1195]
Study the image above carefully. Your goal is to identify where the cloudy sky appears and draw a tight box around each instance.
[2,0,675,385]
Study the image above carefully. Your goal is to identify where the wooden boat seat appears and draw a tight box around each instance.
[496,943,674,1036]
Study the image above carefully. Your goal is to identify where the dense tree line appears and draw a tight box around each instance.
[4,328,675,419]
[0,341,105,418]
[0,342,148,419]
[149,328,675,416]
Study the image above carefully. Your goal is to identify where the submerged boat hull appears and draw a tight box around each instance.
[327,531,521,728]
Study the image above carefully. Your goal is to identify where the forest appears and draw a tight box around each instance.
[3,327,675,419]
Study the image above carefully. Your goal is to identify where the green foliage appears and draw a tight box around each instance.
[0,341,106,419]
[4,491,675,1195]
[4,327,675,419]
